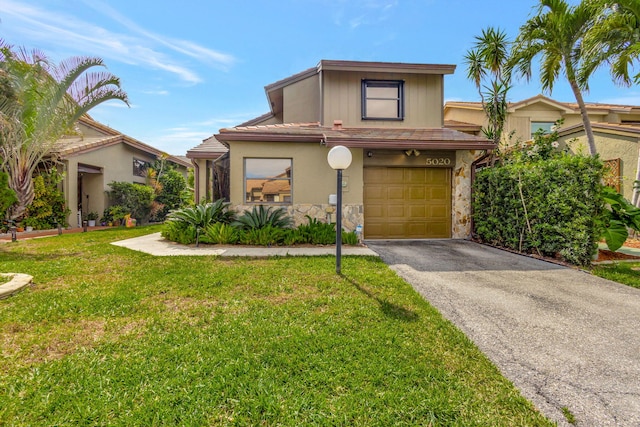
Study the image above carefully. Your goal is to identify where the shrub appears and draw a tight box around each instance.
[233,205,292,230]
[297,215,335,244]
[101,205,129,226]
[283,228,306,246]
[204,222,239,245]
[107,181,155,224]
[167,200,235,230]
[473,153,604,266]
[154,169,189,221]
[23,169,69,229]
[599,186,640,251]
[239,225,286,246]
[0,171,17,219]
[161,220,197,245]
[342,231,359,245]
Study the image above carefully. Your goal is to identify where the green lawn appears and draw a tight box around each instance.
[0,226,553,426]
[592,262,640,289]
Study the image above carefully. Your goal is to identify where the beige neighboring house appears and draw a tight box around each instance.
[188,60,494,239]
[445,95,640,201]
[50,116,191,227]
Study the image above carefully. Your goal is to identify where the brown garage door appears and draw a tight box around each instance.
[364,167,451,239]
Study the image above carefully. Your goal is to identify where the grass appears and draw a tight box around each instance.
[0,226,553,426]
[561,406,577,425]
[592,262,640,289]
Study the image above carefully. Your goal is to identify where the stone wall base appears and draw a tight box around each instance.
[234,204,364,233]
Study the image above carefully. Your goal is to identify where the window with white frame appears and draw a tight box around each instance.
[362,80,404,120]
[244,158,292,203]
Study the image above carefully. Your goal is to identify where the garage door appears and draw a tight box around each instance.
[364,167,451,239]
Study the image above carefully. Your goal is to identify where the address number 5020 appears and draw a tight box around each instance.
[425,158,451,166]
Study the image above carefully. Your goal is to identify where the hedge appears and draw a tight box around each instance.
[473,154,604,266]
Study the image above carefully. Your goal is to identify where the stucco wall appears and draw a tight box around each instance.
[229,143,481,237]
[228,141,364,206]
[62,144,158,226]
[561,130,639,200]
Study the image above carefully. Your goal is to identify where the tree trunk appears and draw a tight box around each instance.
[568,78,597,155]
[8,166,34,220]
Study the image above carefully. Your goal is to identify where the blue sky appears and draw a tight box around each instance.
[1,0,638,156]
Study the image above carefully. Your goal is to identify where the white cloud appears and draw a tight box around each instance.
[79,0,235,68]
[140,90,170,96]
[331,0,398,28]
[1,0,235,84]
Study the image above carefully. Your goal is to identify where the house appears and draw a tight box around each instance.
[445,95,640,201]
[189,60,495,239]
[50,116,191,227]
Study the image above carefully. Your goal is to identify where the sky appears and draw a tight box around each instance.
[1,0,639,156]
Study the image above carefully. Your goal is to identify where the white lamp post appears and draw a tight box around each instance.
[327,145,352,274]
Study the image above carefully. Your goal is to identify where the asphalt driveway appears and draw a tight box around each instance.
[366,239,640,427]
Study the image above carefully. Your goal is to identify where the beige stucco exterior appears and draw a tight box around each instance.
[228,140,364,206]
[53,118,190,227]
[561,129,640,200]
[60,143,156,226]
[202,60,493,239]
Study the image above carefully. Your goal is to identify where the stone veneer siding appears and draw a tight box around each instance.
[452,150,483,239]
[234,204,364,234]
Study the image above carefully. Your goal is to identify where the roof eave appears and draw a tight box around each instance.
[215,133,324,144]
[324,138,495,150]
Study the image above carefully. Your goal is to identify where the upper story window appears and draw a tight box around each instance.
[244,158,292,204]
[531,121,555,139]
[362,80,404,120]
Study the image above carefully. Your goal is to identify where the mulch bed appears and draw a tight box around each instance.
[596,249,640,262]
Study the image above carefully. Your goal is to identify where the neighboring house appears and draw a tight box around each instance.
[189,60,494,239]
[445,95,640,201]
[186,135,229,202]
[50,116,191,227]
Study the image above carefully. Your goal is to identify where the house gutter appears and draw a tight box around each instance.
[192,159,200,203]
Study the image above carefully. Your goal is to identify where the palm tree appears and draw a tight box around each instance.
[582,0,640,86]
[0,42,129,219]
[464,27,512,146]
[510,0,598,155]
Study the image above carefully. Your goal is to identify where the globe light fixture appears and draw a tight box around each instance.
[327,145,353,274]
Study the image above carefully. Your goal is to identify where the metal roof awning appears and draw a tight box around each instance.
[78,164,102,174]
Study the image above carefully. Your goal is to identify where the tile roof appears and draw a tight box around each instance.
[49,116,191,168]
[559,121,640,136]
[186,135,229,159]
[446,94,640,112]
[215,123,494,150]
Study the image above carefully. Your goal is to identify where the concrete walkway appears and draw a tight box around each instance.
[366,239,640,427]
[111,232,379,257]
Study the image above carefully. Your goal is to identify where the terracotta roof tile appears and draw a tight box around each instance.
[186,135,228,159]
[49,116,191,168]
[215,123,494,150]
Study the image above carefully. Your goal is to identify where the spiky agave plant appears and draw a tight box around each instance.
[233,205,292,230]
[166,200,235,246]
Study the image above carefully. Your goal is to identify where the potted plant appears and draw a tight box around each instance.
[86,211,99,227]
[23,217,38,232]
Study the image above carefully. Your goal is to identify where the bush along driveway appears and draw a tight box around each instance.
[367,239,640,427]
